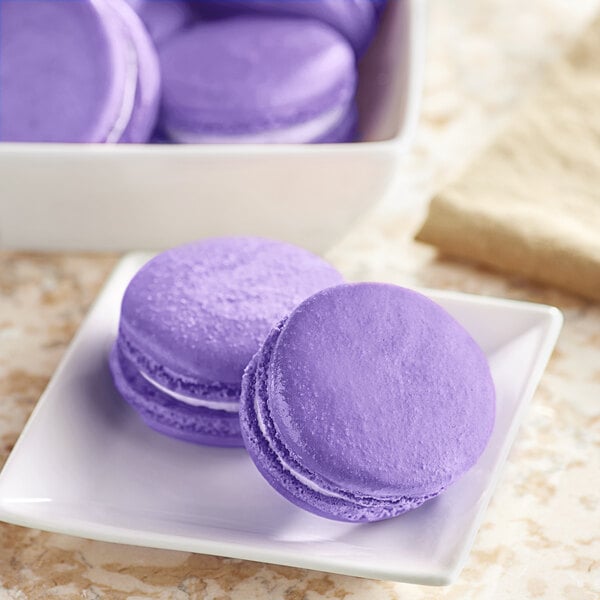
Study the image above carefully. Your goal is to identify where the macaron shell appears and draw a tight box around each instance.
[240,322,436,522]
[197,0,378,56]
[158,16,356,136]
[312,105,358,143]
[267,283,496,499]
[165,102,358,144]
[108,0,161,143]
[0,0,128,142]
[116,329,241,403]
[110,344,243,447]
[119,237,344,386]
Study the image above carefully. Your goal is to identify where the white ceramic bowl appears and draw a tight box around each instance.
[0,0,425,253]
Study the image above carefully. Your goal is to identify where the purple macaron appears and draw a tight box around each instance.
[240,283,496,522]
[0,0,159,143]
[197,0,379,56]
[158,15,357,144]
[109,237,344,447]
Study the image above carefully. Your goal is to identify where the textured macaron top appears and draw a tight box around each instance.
[120,237,344,386]
[0,0,128,142]
[264,283,496,499]
[159,16,356,134]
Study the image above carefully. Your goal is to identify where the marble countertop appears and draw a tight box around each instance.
[1,1,599,598]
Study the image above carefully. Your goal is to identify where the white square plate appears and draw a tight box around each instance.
[0,254,563,585]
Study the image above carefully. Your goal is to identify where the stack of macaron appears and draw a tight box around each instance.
[109,236,496,522]
[1,0,386,144]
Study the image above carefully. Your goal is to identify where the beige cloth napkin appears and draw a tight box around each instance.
[416,17,600,301]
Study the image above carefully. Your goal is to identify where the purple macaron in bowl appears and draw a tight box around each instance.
[109,237,344,447]
[0,0,159,143]
[240,282,496,522]
[196,0,379,57]
[157,15,357,144]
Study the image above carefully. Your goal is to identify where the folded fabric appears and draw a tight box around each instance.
[416,16,600,302]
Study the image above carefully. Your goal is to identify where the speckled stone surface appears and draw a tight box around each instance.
[1,0,600,598]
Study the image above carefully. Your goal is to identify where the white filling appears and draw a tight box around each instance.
[140,371,240,413]
[166,102,348,144]
[253,377,348,500]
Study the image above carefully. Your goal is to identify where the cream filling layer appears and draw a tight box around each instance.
[140,371,240,413]
[253,377,349,501]
[167,102,348,144]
